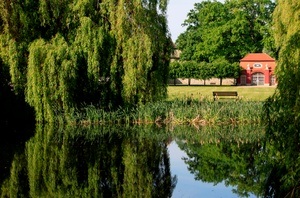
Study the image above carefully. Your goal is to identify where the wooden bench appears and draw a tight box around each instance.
[213,91,238,101]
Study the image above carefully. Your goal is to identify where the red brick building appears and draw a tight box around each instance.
[237,53,276,86]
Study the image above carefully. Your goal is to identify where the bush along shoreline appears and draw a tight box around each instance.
[69,99,264,126]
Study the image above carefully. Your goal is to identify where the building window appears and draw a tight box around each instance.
[252,73,264,86]
[253,63,262,68]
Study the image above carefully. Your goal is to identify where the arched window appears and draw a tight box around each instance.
[252,73,264,86]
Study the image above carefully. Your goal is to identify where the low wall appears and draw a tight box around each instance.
[168,78,236,86]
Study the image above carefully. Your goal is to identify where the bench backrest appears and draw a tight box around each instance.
[213,91,238,96]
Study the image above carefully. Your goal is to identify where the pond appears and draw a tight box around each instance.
[168,141,256,198]
[0,123,294,197]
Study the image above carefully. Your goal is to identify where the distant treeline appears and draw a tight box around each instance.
[169,60,240,85]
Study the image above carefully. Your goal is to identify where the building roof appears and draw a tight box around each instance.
[240,53,275,62]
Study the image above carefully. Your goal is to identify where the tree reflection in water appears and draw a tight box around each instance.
[1,123,300,197]
[0,123,176,198]
[173,124,266,197]
[174,123,300,197]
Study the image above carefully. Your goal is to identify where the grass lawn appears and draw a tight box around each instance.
[167,85,276,101]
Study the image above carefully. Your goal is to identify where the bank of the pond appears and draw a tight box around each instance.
[72,99,264,126]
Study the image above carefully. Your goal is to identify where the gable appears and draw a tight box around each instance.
[240,53,275,62]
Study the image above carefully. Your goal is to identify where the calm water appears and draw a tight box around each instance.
[168,141,256,198]
[0,123,290,197]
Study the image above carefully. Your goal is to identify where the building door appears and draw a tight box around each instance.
[252,73,264,86]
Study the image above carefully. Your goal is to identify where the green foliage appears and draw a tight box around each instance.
[0,0,172,122]
[263,0,300,196]
[169,61,181,79]
[197,61,213,82]
[0,39,34,125]
[74,99,264,126]
[174,0,273,85]
[106,0,171,105]
[27,35,76,122]
[212,58,241,85]
[176,31,201,61]
[175,124,267,197]
[180,61,199,79]
[168,60,240,84]
[0,123,176,197]
[169,61,201,80]
[176,0,276,63]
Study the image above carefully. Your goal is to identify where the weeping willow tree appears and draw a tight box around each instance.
[263,0,300,196]
[0,0,171,122]
[104,0,171,104]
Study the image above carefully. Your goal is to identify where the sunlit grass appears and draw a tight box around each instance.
[167,85,276,101]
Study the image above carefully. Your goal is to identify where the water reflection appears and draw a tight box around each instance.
[1,124,176,197]
[1,123,299,197]
[168,141,247,198]
[172,124,266,197]
[0,123,34,189]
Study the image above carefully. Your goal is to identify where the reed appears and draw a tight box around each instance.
[72,99,264,126]
[52,122,264,147]
[170,124,265,145]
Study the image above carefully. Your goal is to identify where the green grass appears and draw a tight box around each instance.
[68,85,275,126]
[167,85,276,101]
[73,99,263,126]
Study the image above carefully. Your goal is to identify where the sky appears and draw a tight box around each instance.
[167,0,224,42]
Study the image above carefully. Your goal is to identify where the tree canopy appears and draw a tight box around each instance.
[0,0,172,122]
[263,0,300,196]
[169,60,240,85]
[176,0,276,63]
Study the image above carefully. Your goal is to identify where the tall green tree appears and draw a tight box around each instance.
[176,0,276,63]
[198,62,213,85]
[212,58,241,85]
[263,0,300,197]
[0,0,171,122]
[169,61,181,85]
[180,61,199,85]
[176,1,226,62]
[226,0,276,59]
